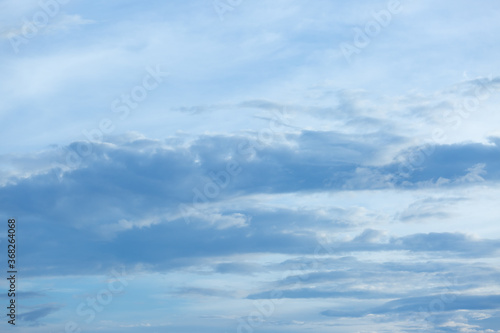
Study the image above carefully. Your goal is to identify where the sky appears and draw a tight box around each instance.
[1,0,500,332]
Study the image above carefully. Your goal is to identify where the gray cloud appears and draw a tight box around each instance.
[18,304,62,325]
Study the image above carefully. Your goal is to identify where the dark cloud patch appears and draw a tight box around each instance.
[270,254,499,300]
[18,304,62,324]
[395,232,500,257]
[390,137,500,185]
[247,288,398,300]
[238,99,284,111]
[2,135,499,234]
[321,295,500,318]
[0,291,45,299]
[18,215,319,276]
[214,262,264,275]
[372,295,500,314]
[172,287,234,298]
[1,134,499,280]
[14,213,500,277]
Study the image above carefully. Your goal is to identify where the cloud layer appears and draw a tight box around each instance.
[1,0,500,332]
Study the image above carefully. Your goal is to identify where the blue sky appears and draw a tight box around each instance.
[1,0,500,332]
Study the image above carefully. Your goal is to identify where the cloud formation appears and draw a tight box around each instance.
[1,1,500,332]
